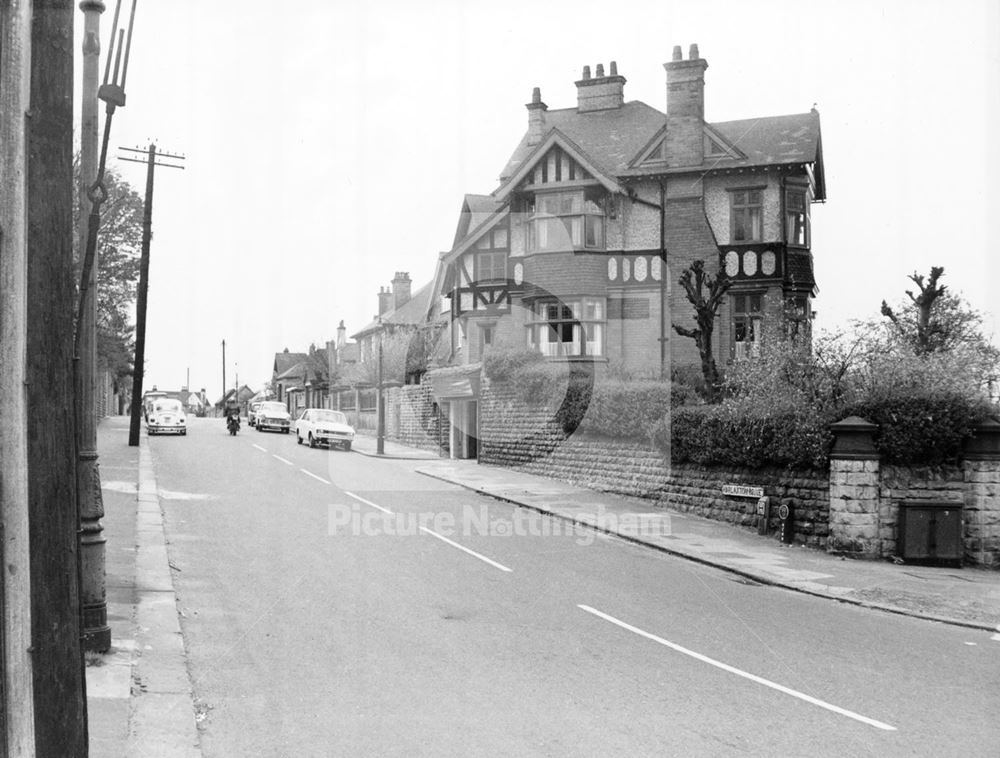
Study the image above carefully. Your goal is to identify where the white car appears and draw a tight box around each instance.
[146,398,187,435]
[255,401,291,433]
[295,408,355,450]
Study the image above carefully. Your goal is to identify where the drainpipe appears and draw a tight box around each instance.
[626,183,668,379]
[659,180,667,380]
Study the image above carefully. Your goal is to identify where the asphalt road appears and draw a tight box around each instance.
[148,418,1000,757]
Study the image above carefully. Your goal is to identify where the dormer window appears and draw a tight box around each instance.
[527,189,605,252]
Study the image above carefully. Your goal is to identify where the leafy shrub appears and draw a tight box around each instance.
[579,380,673,442]
[843,392,990,465]
[655,401,832,470]
[482,346,544,383]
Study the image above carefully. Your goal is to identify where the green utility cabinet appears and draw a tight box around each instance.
[897,502,963,565]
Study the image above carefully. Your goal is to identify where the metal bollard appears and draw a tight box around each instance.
[778,502,795,544]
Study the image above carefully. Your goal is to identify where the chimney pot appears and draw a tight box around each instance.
[689,43,699,60]
[526,85,548,145]
[672,45,682,61]
[575,59,626,112]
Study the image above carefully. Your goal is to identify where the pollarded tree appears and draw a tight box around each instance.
[878,266,988,355]
[672,259,732,401]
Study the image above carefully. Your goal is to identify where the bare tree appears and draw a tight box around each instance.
[672,260,732,401]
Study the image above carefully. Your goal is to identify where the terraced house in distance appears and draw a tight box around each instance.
[438,44,826,380]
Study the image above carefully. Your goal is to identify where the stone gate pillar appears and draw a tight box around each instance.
[963,416,1000,567]
[828,416,881,557]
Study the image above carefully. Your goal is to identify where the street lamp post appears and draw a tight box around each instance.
[78,0,111,653]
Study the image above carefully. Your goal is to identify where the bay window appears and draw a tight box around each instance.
[785,187,809,247]
[527,190,605,252]
[732,292,763,360]
[526,298,605,357]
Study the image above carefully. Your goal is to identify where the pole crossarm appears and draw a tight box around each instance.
[126,144,185,447]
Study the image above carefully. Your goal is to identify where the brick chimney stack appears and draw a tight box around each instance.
[575,60,626,113]
[336,319,346,350]
[392,271,412,311]
[664,44,708,167]
[525,87,548,146]
[378,286,392,316]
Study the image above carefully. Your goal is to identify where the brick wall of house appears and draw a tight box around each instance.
[522,250,607,298]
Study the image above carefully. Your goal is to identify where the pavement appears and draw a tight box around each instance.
[88,420,1000,756]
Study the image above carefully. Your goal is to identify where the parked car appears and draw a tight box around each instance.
[248,401,264,427]
[294,408,355,450]
[146,398,187,436]
[255,401,291,434]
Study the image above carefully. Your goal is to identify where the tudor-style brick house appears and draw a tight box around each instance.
[438,45,825,378]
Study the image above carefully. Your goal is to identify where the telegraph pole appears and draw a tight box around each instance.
[0,1,38,752]
[222,339,227,409]
[26,0,88,753]
[125,144,185,446]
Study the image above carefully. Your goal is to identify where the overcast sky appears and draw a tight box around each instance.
[77,0,1000,399]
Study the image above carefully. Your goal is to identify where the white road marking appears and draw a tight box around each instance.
[344,491,393,515]
[272,455,294,466]
[577,604,897,732]
[419,527,513,573]
[343,491,513,573]
[300,469,331,485]
[252,444,267,452]
[101,481,137,493]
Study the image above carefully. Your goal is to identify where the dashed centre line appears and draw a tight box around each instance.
[273,455,294,466]
[577,604,897,732]
[301,469,331,485]
[344,491,392,514]
[418,527,513,573]
[343,491,512,572]
[252,444,267,452]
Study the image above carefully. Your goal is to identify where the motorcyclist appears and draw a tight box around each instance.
[224,399,241,432]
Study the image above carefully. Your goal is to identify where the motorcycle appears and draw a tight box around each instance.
[227,414,240,436]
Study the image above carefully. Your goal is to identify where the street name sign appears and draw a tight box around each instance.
[722,484,764,498]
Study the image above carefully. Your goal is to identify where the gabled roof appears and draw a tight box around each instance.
[711,112,822,170]
[452,194,501,248]
[305,348,329,384]
[351,280,435,339]
[498,100,825,200]
[275,361,306,382]
[499,101,667,184]
[273,351,307,377]
[441,207,510,267]
[494,128,624,202]
[623,110,825,198]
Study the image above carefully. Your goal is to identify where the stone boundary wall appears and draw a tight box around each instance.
[479,379,829,546]
[385,384,448,454]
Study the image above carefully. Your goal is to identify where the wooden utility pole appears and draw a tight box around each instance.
[222,339,227,407]
[26,0,88,754]
[0,1,39,754]
[125,144,185,446]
